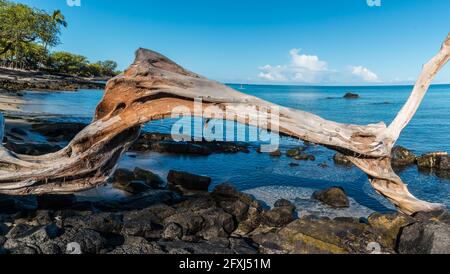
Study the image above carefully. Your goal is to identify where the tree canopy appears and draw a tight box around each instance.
[0,0,119,77]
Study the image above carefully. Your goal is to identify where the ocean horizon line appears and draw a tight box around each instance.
[225,82,450,88]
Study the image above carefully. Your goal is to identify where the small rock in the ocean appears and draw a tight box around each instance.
[133,167,165,189]
[343,92,360,99]
[333,153,353,167]
[416,152,450,179]
[167,170,211,192]
[269,149,282,157]
[289,163,300,167]
[113,180,152,195]
[286,147,306,158]
[312,187,350,208]
[391,146,416,167]
[112,168,164,193]
[293,153,315,161]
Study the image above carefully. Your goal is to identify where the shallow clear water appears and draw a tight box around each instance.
[19,85,450,215]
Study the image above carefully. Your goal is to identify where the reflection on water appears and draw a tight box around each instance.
[19,85,450,213]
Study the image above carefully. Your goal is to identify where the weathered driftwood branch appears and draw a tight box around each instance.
[0,34,449,215]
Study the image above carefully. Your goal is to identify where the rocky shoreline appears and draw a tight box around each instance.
[1,174,449,254]
[0,68,106,92]
[0,98,449,254]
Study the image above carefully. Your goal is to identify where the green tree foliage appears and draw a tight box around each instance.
[0,0,66,68]
[0,0,119,77]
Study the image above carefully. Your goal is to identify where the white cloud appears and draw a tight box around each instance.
[349,66,379,82]
[258,49,332,84]
[258,65,287,82]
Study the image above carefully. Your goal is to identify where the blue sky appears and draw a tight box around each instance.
[13,0,450,85]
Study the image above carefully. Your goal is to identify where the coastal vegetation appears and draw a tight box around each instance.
[0,0,119,77]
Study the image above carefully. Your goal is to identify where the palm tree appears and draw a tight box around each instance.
[52,10,67,28]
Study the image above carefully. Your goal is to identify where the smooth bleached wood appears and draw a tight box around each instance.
[0,34,449,215]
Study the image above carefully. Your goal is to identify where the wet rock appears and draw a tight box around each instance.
[113,180,152,194]
[286,147,306,158]
[133,167,165,189]
[229,237,258,254]
[398,210,450,254]
[112,168,164,193]
[269,149,282,157]
[289,163,300,167]
[55,228,107,254]
[196,208,235,240]
[0,195,38,214]
[417,152,450,178]
[252,216,387,254]
[63,212,123,234]
[31,123,87,142]
[3,224,61,254]
[4,142,61,156]
[293,153,315,161]
[162,223,183,240]
[131,132,249,155]
[312,187,350,208]
[163,211,204,237]
[167,170,211,193]
[122,204,175,239]
[262,199,296,227]
[343,93,360,99]
[333,153,353,167]
[391,146,416,167]
[109,236,164,254]
[36,194,77,210]
[119,190,175,210]
[212,184,262,227]
[157,240,233,254]
[367,212,415,249]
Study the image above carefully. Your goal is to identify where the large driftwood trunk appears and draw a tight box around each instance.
[0,34,449,215]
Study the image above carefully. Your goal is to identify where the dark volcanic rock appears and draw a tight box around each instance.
[119,190,175,210]
[112,168,165,193]
[63,212,123,234]
[367,212,415,249]
[416,152,450,178]
[262,199,296,227]
[333,153,353,167]
[398,210,450,254]
[4,142,61,156]
[343,92,360,99]
[391,146,416,167]
[0,195,38,214]
[31,123,87,142]
[312,187,350,208]
[36,194,77,210]
[133,167,165,189]
[167,170,211,193]
[131,132,250,155]
[252,216,389,254]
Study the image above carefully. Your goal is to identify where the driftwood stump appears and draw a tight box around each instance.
[0,34,449,215]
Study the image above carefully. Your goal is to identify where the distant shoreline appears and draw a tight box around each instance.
[0,67,107,92]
